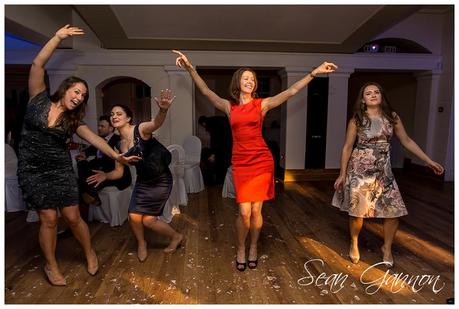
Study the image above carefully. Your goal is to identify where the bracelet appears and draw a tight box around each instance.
[159,108,168,114]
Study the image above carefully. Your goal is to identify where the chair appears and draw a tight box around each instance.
[222,165,236,199]
[88,166,136,227]
[167,144,188,206]
[160,144,188,223]
[182,136,205,193]
[5,144,26,212]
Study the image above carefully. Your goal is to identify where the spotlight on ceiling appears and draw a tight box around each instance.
[364,44,380,53]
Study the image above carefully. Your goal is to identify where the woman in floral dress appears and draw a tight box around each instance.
[332,82,444,267]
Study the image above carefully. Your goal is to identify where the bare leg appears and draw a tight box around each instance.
[61,205,98,275]
[349,216,364,263]
[381,217,399,266]
[235,202,251,269]
[141,215,183,253]
[129,213,148,261]
[38,209,66,285]
[248,201,263,267]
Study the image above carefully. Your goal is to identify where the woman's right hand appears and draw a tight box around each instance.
[172,50,193,70]
[334,175,345,191]
[55,24,84,40]
[116,153,141,165]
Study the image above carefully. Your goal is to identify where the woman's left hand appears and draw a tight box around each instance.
[312,62,338,76]
[427,160,445,175]
[87,170,107,188]
[154,89,176,111]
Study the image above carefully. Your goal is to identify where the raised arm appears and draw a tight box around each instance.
[76,125,140,165]
[334,119,358,190]
[393,114,444,175]
[29,25,84,98]
[261,62,338,113]
[172,50,231,116]
[139,89,175,139]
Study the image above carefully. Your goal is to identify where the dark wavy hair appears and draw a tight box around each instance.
[99,115,112,126]
[229,67,258,104]
[352,82,398,127]
[49,76,89,135]
[111,104,134,125]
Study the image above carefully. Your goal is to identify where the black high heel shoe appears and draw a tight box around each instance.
[247,259,258,269]
[235,260,247,272]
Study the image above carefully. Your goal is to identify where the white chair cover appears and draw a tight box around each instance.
[88,166,136,226]
[26,210,40,223]
[222,165,236,199]
[5,144,26,212]
[160,144,188,223]
[167,144,188,206]
[182,136,205,193]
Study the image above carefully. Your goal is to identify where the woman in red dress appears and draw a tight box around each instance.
[173,50,337,271]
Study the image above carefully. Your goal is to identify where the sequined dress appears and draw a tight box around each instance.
[17,91,79,210]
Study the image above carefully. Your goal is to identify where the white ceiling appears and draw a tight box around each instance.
[6,5,450,53]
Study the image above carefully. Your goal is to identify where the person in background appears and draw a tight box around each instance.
[198,115,232,184]
[76,115,132,208]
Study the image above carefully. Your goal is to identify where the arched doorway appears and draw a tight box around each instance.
[97,77,152,124]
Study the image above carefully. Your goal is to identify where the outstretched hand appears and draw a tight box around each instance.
[312,62,338,76]
[86,170,106,188]
[116,154,141,165]
[154,89,176,110]
[55,24,84,40]
[172,50,193,70]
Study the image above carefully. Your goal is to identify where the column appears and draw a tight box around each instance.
[412,71,441,164]
[164,65,194,146]
[325,70,353,168]
[278,67,310,170]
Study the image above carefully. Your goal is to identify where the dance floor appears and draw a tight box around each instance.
[4,170,454,304]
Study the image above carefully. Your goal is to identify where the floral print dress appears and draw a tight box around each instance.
[332,116,407,218]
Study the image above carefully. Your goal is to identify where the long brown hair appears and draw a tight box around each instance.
[229,67,258,103]
[352,82,397,127]
[50,76,89,135]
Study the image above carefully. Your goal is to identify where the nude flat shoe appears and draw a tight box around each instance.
[87,250,99,275]
[137,242,148,262]
[44,265,66,286]
[381,246,394,268]
[163,234,184,254]
[349,245,360,264]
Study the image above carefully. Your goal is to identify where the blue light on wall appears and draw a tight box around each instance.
[5,33,41,49]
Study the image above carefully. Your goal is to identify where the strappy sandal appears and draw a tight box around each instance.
[247,259,258,269]
[236,260,247,272]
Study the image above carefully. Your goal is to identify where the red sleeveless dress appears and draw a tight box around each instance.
[230,98,274,203]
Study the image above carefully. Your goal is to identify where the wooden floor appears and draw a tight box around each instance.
[5,170,454,304]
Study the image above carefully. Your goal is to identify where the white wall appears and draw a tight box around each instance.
[5,8,453,177]
[375,9,445,55]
